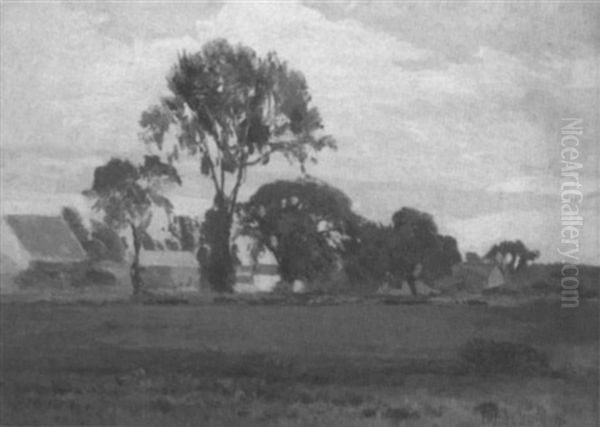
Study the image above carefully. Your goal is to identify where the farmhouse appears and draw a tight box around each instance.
[0,215,87,291]
[234,263,280,293]
[138,249,202,294]
[442,259,507,294]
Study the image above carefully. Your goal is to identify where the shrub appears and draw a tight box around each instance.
[531,280,555,294]
[61,206,89,245]
[459,338,549,375]
[83,268,117,286]
[82,238,109,261]
[91,221,126,262]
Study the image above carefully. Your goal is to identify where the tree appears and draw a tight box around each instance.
[238,179,358,284]
[86,156,181,295]
[89,220,124,262]
[485,240,539,272]
[344,220,395,291]
[345,208,462,295]
[139,39,335,292]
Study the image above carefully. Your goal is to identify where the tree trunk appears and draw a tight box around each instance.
[202,194,235,293]
[130,223,143,295]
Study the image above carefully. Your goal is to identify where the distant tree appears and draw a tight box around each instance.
[345,208,462,295]
[389,207,442,292]
[86,156,181,295]
[344,220,395,291]
[465,251,482,263]
[238,179,358,284]
[164,238,180,251]
[139,39,335,292]
[169,216,198,252]
[61,206,89,247]
[425,235,462,278]
[485,240,539,272]
[89,220,124,262]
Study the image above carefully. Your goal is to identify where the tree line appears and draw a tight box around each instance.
[80,38,535,295]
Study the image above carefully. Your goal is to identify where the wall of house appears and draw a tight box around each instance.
[253,273,280,292]
[140,265,202,294]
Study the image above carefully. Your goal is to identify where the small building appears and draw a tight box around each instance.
[138,249,202,294]
[0,214,88,292]
[234,263,280,293]
[443,259,507,294]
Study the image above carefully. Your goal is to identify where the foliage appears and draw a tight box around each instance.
[238,178,358,283]
[90,220,126,262]
[345,208,462,291]
[139,38,335,291]
[169,215,199,252]
[344,221,395,291]
[459,338,549,375]
[83,268,118,287]
[61,206,90,247]
[485,240,539,272]
[86,156,180,294]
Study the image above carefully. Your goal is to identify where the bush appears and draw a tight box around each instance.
[531,280,556,294]
[61,206,90,245]
[15,268,67,288]
[83,268,117,286]
[82,238,109,261]
[459,338,549,375]
[91,221,126,262]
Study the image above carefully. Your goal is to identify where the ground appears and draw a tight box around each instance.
[0,299,597,426]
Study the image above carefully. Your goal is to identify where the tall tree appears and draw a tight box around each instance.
[139,39,335,292]
[86,156,181,295]
[238,179,357,284]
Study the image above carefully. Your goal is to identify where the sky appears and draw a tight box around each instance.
[1,0,599,264]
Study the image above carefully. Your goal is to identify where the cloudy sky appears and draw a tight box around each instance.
[1,1,598,263]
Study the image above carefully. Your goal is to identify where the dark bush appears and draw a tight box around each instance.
[15,262,85,287]
[83,238,109,261]
[61,206,90,246]
[383,407,420,421]
[15,268,67,287]
[84,268,117,286]
[531,280,556,294]
[91,221,126,262]
[459,338,549,375]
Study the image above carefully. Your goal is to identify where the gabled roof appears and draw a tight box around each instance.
[4,215,87,263]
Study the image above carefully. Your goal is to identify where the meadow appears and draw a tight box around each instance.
[1,299,597,426]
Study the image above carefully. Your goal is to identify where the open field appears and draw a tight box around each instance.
[1,300,598,426]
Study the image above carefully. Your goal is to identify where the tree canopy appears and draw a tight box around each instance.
[238,178,358,283]
[485,240,539,272]
[86,156,180,294]
[345,207,462,292]
[139,38,335,291]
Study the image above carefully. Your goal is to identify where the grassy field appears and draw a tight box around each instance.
[1,299,597,426]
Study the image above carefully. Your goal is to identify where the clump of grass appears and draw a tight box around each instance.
[459,338,549,375]
[383,406,420,421]
[473,401,499,423]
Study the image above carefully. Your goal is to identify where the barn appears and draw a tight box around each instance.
[0,215,87,292]
[138,249,202,294]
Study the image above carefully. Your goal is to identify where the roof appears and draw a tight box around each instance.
[139,249,198,268]
[4,215,87,263]
[235,264,279,276]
